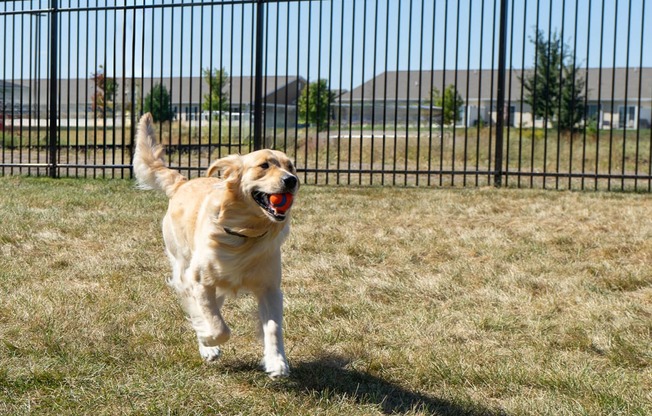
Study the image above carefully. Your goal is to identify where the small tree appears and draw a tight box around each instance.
[520,29,585,131]
[202,67,230,114]
[558,62,586,130]
[298,79,335,131]
[144,83,174,122]
[430,84,464,126]
[91,65,118,118]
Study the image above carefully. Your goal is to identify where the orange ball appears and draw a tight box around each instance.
[269,193,293,212]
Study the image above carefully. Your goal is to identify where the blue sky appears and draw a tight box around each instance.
[1,0,651,90]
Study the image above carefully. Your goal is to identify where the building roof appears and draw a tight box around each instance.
[4,68,651,108]
[0,80,28,98]
[137,75,306,106]
[2,76,307,107]
[340,68,652,103]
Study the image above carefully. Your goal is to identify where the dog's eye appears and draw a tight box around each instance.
[287,162,295,172]
[259,162,270,169]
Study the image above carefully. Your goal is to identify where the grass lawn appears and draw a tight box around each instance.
[0,177,650,415]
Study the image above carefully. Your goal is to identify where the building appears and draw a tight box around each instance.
[339,68,652,130]
[0,80,31,115]
[0,75,307,128]
[3,68,651,131]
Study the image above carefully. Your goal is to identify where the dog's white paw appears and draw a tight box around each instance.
[262,355,290,379]
[199,345,222,362]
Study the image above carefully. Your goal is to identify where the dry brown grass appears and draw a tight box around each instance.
[0,177,651,415]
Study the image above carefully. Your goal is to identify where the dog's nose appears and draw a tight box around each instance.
[283,175,298,190]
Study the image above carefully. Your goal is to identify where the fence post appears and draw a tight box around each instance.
[48,0,58,178]
[253,0,265,151]
[494,0,508,187]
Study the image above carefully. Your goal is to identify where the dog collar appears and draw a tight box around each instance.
[223,227,267,239]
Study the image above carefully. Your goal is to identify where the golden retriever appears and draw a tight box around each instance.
[132,113,298,378]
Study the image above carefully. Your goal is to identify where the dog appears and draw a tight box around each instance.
[132,113,299,378]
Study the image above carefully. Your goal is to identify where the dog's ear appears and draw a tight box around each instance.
[206,154,243,186]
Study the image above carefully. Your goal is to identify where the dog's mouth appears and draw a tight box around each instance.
[252,191,294,222]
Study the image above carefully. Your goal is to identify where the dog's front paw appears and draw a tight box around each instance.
[199,345,222,362]
[262,355,290,379]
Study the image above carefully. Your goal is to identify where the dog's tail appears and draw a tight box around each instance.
[133,113,186,198]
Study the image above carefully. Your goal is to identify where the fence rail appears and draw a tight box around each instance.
[1,0,651,191]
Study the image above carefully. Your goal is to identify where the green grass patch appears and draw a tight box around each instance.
[0,177,651,415]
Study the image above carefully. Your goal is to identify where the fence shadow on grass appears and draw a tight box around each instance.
[280,354,505,416]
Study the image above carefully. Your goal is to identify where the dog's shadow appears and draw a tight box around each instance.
[267,355,504,416]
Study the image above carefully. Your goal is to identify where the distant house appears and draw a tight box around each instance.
[126,75,307,127]
[0,75,308,128]
[335,72,444,127]
[339,68,652,130]
[0,80,31,115]
[4,69,651,131]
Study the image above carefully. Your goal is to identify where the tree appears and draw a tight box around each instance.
[91,65,118,118]
[298,79,335,131]
[202,67,230,113]
[144,83,174,122]
[430,84,464,126]
[520,29,585,131]
[558,62,586,130]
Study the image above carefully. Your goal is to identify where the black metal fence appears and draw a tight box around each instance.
[1,0,651,191]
